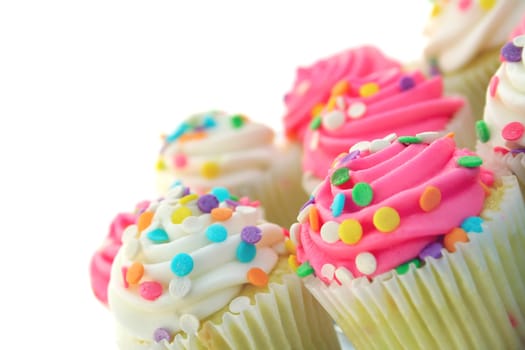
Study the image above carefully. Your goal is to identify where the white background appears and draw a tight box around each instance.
[0,1,430,348]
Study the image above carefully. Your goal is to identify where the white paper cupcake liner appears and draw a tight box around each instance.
[303,176,525,350]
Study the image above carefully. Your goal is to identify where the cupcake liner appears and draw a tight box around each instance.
[303,176,525,350]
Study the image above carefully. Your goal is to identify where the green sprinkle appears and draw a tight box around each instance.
[230,114,245,129]
[395,259,422,275]
[352,182,373,207]
[475,120,490,143]
[296,261,314,278]
[457,156,483,168]
[398,136,422,144]
[331,167,350,186]
[229,195,239,201]
[310,115,322,130]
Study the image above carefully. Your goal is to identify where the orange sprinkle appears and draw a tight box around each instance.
[137,211,154,233]
[331,80,350,97]
[445,132,455,139]
[178,131,207,143]
[126,262,145,285]
[419,186,442,212]
[443,227,469,252]
[311,102,325,118]
[326,96,338,111]
[247,267,269,287]
[309,205,320,232]
[211,207,233,221]
[288,255,299,272]
[479,180,491,197]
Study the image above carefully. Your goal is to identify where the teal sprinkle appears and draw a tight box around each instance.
[166,123,190,143]
[206,223,228,242]
[331,193,345,217]
[236,241,256,263]
[169,180,182,188]
[170,253,194,277]
[147,228,170,244]
[211,187,230,202]
[461,216,483,233]
[202,115,217,129]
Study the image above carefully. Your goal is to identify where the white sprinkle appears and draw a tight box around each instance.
[182,216,202,234]
[309,131,320,150]
[336,96,346,110]
[235,205,257,215]
[124,238,141,260]
[297,205,312,224]
[122,225,139,243]
[311,182,323,197]
[322,110,345,130]
[355,252,377,275]
[383,133,397,143]
[335,267,354,284]
[347,102,366,119]
[416,131,440,144]
[513,35,525,48]
[179,314,200,335]
[320,221,340,243]
[349,141,371,153]
[321,263,336,280]
[289,223,301,246]
[229,296,251,314]
[370,139,390,153]
[169,277,192,298]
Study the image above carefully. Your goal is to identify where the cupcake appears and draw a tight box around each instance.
[301,67,474,193]
[108,185,341,349]
[291,133,525,349]
[156,110,307,228]
[282,46,401,142]
[423,0,525,120]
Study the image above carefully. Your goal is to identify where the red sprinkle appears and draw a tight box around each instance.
[502,122,524,141]
[489,76,499,98]
[493,146,510,155]
[139,281,163,301]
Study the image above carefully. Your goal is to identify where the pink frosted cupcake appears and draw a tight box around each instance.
[282,46,401,142]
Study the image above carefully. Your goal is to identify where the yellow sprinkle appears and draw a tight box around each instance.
[479,0,495,11]
[156,158,166,171]
[311,102,325,118]
[179,193,198,205]
[331,80,350,97]
[373,207,400,233]
[201,161,220,179]
[359,82,379,98]
[431,4,441,17]
[338,219,363,244]
[285,238,296,254]
[171,206,192,224]
[288,255,299,272]
[326,96,338,112]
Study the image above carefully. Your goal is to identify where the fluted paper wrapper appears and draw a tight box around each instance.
[303,176,525,350]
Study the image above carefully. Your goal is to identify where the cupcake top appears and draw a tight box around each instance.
[157,111,275,193]
[108,185,287,344]
[291,134,492,283]
[282,46,401,141]
[303,67,464,179]
[481,35,525,151]
[424,0,525,73]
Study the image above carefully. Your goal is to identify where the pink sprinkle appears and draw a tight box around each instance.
[493,146,510,155]
[173,154,187,168]
[458,0,472,11]
[479,168,495,187]
[502,122,524,141]
[489,76,499,98]
[122,267,129,288]
[139,281,163,301]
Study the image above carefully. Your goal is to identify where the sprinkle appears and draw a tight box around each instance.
[331,167,350,186]
[461,216,483,233]
[147,228,170,243]
[205,223,228,242]
[229,296,251,314]
[170,253,194,277]
[501,41,523,62]
[479,0,495,11]
[137,211,154,233]
[182,216,202,233]
[334,267,354,284]
[296,261,314,277]
[171,206,192,224]
[247,267,268,287]
[285,238,296,254]
[139,281,163,301]
[347,102,367,119]
[173,154,187,168]
[476,120,490,143]
[395,259,421,275]
[458,0,472,11]
[355,252,377,275]
[211,187,230,202]
[419,241,443,260]
[494,146,510,155]
[309,205,320,232]
[444,227,469,252]
[322,110,345,130]
[321,263,336,280]
[399,76,415,91]
[179,193,198,205]
[309,131,320,150]
[309,115,322,130]
[202,114,217,128]
[331,193,346,217]
[310,103,325,120]
[373,207,400,233]
[230,114,245,128]
[195,194,218,213]
[201,161,220,179]
[124,239,140,260]
[300,197,315,211]
[419,186,441,212]
[331,80,350,96]
[359,82,379,97]
[211,207,233,221]
[370,139,390,153]
[431,4,441,17]
[166,123,189,143]
[502,121,524,141]
[236,241,256,263]
[320,221,340,243]
[241,226,262,244]
[416,131,440,143]
[513,35,525,48]
[126,262,145,285]
[289,223,301,247]
[339,150,360,166]
[457,155,482,168]
[352,182,373,207]
[156,158,166,171]
[398,136,422,144]
[350,141,371,153]
[489,75,499,98]
[153,329,171,344]
[338,219,363,244]
[326,96,338,111]
[179,314,200,335]
[297,204,311,223]
[288,255,299,271]
[169,277,192,298]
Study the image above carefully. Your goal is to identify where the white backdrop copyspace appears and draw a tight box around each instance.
[0,1,431,348]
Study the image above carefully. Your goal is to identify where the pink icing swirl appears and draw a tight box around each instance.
[295,136,488,281]
[303,69,464,179]
[282,46,400,141]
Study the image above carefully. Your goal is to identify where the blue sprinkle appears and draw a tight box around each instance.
[236,241,256,263]
[461,216,483,233]
[211,187,230,202]
[147,228,170,243]
[206,223,228,242]
[202,114,217,129]
[169,180,182,188]
[166,123,190,143]
[170,253,194,277]
[331,193,345,217]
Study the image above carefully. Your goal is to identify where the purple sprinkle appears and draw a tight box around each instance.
[197,194,219,213]
[300,197,315,211]
[501,42,523,63]
[339,150,360,166]
[418,241,443,260]
[241,226,262,244]
[399,76,416,91]
[154,328,171,342]
[510,148,525,155]
[225,199,239,208]
[194,126,206,132]
[182,187,190,196]
[429,66,441,76]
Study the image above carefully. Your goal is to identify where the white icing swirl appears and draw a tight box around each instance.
[424,0,525,72]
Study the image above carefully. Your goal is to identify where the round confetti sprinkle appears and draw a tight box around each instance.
[182,216,202,234]
[398,136,422,144]
[171,206,192,224]
[395,259,421,275]
[170,253,194,277]
[211,207,233,221]
[230,114,245,128]
[476,120,490,143]
[202,114,217,128]
[309,205,320,232]
[156,158,166,171]
[139,281,163,301]
[236,241,256,263]
[331,80,350,96]
[373,207,400,233]
[154,328,172,343]
[196,194,219,213]
[479,0,495,11]
[331,167,350,186]
[444,227,469,252]
[355,252,377,275]
[205,223,228,242]
[359,82,379,97]
[501,41,523,62]
[338,219,363,245]
[247,267,268,287]
[352,182,373,207]
[489,75,499,98]
[126,262,145,285]
[331,192,345,217]
[320,221,340,243]
[461,216,483,233]
[173,154,187,168]
[137,211,154,233]
[419,241,443,260]
[513,35,525,48]
[201,161,220,179]
[323,110,345,130]
[458,0,472,11]
[399,76,415,91]
[211,187,230,202]
[296,261,314,278]
[147,228,170,244]
[457,156,482,168]
[229,296,251,314]
[347,102,367,119]
[241,226,262,244]
[309,115,322,130]
[335,267,354,284]
[419,186,441,212]
[502,122,524,141]
[169,277,192,298]
[179,314,200,334]
[321,263,336,280]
